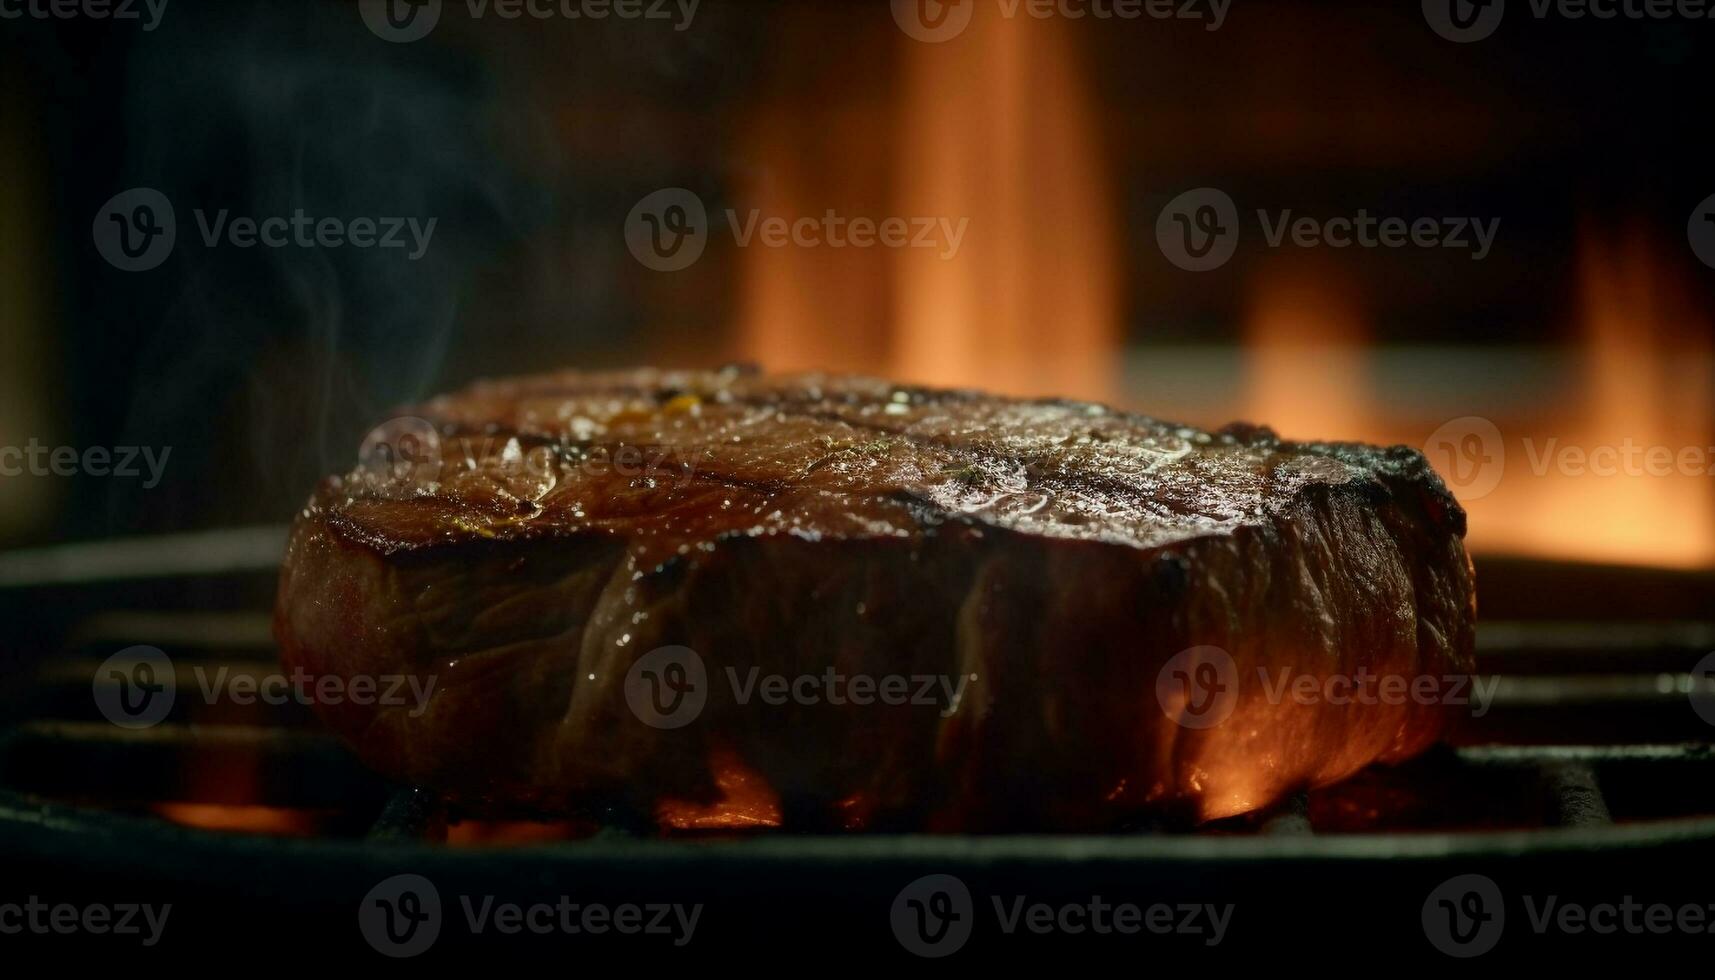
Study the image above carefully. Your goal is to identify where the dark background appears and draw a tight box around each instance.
[1,0,1711,548]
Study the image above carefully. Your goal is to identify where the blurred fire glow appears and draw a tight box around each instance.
[736,11,1713,570]
[1461,230,1715,568]
[1240,259,1377,444]
[1241,231,1715,569]
[737,7,1117,401]
[153,803,320,836]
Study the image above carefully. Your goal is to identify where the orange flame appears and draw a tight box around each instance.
[1240,258,1378,442]
[737,8,1118,400]
[1239,229,1714,568]
[1462,229,1715,567]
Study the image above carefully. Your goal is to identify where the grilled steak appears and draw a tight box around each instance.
[274,366,1476,830]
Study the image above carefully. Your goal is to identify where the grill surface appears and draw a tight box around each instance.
[2,528,1713,960]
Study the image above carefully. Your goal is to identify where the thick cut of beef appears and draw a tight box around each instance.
[274,366,1476,830]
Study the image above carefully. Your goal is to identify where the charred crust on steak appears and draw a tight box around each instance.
[303,367,1466,559]
[275,367,1477,830]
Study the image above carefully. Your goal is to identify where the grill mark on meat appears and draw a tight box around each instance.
[350,379,1379,553]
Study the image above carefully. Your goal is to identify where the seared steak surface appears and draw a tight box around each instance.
[275,367,1475,830]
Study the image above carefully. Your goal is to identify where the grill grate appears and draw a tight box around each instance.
[2,529,1714,958]
[2,529,1713,839]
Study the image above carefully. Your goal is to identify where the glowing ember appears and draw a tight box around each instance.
[655,749,783,831]
[152,803,321,836]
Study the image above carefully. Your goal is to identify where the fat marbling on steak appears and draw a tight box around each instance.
[274,366,1476,830]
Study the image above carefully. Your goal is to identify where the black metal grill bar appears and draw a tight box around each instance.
[41,658,284,684]
[1479,620,1715,652]
[1539,760,1614,827]
[2,548,1713,846]
[66,610,275,651]
[0,526,288,589]
[1455,744,1712,764]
